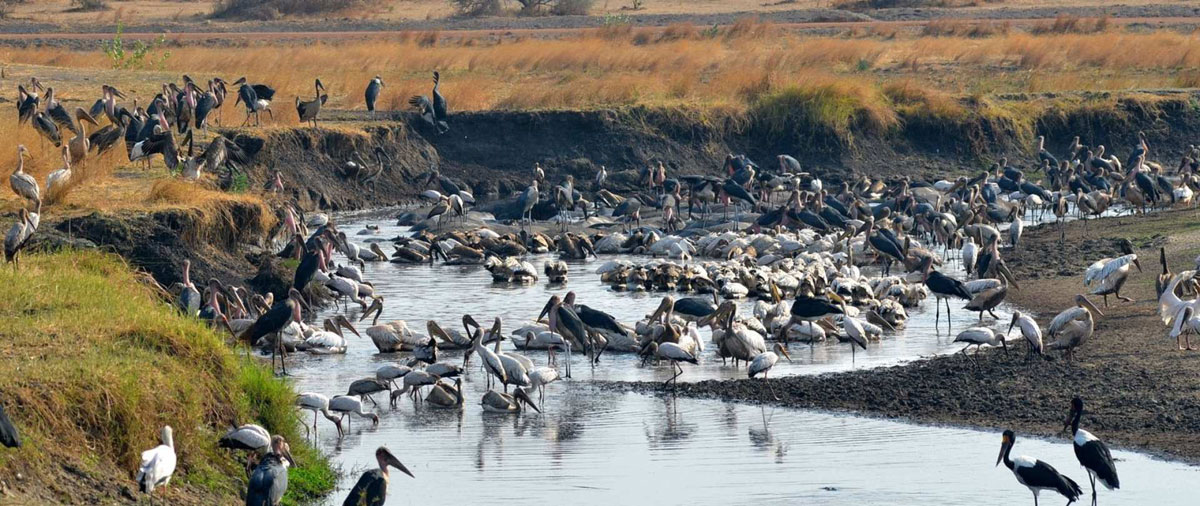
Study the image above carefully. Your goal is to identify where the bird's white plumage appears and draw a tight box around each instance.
[136,426,175,494]
[954,327,998,345]
[296,392,329,411]
[1074,429,1099,446]
[222,424,269,450]
[1085,254,1136,289]
[1048,307,1090,336]
[748,351,779,377]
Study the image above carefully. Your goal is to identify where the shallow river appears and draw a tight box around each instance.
[286,209,1195,505]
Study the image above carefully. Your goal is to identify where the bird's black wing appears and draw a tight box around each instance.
[1024,460,1082,500]
[341,469,384,506]
[0,404,20,448]
[1078,440,1119,489]
[252,84,276,101]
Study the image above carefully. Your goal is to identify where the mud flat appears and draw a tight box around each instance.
[614,207,1200,463]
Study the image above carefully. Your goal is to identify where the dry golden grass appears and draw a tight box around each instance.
[5,24,1199,119]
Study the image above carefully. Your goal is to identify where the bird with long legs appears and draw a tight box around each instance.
[10,145,40,209]
[237,288,309,375]
[233,77,275,127]
[463,316,507,390]
[922,258,973,333]
[295,392,340,439]
[1008,311,1044,360]
[245,435,295,506]
[1046,294,1104,361]
[342,446,414,506]
[748,343,791,400]
[364,75,384,118]
[953,327,1007,365]
[641,340,697,387]
[328,395,380,437]
[295,78,327,128]
[1083,240,1140,307]
[1064,397,1119,506]
[996,429,1083,506]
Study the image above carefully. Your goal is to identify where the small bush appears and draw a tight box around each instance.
[449,0,501,16]
[69,0,109,11]
[211,0,382,20]
[551,0,592,15]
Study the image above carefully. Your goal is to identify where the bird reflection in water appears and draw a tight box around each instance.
[747,406,788,464]
[644,394,697,449]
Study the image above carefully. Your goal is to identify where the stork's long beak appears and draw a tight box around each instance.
[1133,258,1143,273]
[996,440,1007,467]
[282,444,296,468]
[1007,314,1018,335]
[537,298,554,323]
[825,290,845,305]
[111,87,126,99]
[383,451,414,478]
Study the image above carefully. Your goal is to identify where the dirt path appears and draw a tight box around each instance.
[614,207,1200,463]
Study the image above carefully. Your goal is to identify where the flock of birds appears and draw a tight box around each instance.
[4,68,1198,504]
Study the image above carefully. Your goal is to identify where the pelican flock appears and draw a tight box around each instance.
[7,71,1190,505]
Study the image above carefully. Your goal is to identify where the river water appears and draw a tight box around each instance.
[285,208,1196,505]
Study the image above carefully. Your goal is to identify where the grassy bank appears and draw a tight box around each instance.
[0,250,334,504]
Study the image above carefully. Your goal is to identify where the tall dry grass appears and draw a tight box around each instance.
[4,23,1198,117]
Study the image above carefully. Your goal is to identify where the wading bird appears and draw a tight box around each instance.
[953,327,1007,364]
[246,435,295,506]
[10,145,40,208]
[295,78,327,128]
[5,207,38,268]
[234,77,275,127]
[1007,311,1043,360]
[365,76,384,118]
[1083,241,1140,307]
[328,395,380,437]
[996,429,1082,506]
[1046,294,1104,361]
[135,426,176,505]
[480,388,540,414]
[748,343,791,399]
[295,392,340,439]
[641,341,697,386]
[237,288,309,375]
[342,446,413,506]
[1064,397,1119,506]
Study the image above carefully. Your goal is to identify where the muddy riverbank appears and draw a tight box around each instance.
[615,207,1200,463]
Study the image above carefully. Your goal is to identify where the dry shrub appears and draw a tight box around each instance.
[449,0,502,17]
[659,22,698,42]
[416,30,439,48]
[921,19,1010,38]
[550,0,593,15]
[884,79,966,120]
[1174,70,1200,89]
[211,0,382,20]
[751,77,898,149]
[1031,14,1111,35]
[724,18,777,41]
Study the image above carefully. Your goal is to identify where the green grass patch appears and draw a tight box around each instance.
[0,250,334,504]
[749,82,898,151]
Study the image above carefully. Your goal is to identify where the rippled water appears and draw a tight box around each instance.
[285,207,1195,505]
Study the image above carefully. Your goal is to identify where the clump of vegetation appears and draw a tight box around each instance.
[450,0,593,17]
[750,81,898,151]
[1030,14,1110,35]
[0,250,333,504]
[68,0,108,11]
[102,22,171,71]
[211,0,382,20]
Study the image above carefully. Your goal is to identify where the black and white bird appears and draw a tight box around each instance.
[997,429,1083,506]
[1064,397,1119,506]
[341,446,414,506]
[233,77,275,127]
[364,75,384,118]
[923,263,973,332]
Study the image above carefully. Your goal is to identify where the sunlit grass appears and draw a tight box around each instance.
[0,250,333,504]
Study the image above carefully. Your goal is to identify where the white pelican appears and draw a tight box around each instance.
[1063,397,1119,506]
[1046,294,1104,361]
[301,316,359,354]
[1007,311,1043,359]
[1167,305,1197,350]
[996,430,1083,506]
[295,392,340,438]
[425,378,464,409]
[135,426,176,501]
[1084,247,1141,307]
[328,395,380,436]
